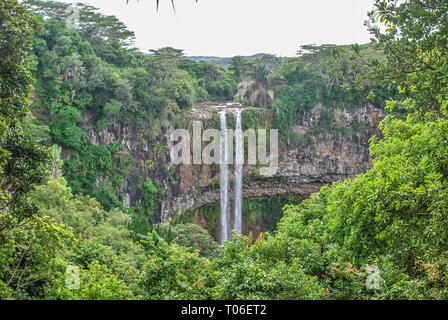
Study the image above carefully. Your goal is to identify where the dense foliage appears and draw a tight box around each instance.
[271,43,401,144]
[0,0,50,220]
[1,0,447,300]
[21,0,240,213]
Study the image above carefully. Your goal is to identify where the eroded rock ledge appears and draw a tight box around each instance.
[77,101,383,222]
[159,103,384,221]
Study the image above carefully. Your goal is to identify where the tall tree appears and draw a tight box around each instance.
[24,0,136,47]
[148,47,185,82]
[229,56,250,82]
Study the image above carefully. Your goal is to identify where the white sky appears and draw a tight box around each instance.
[59,0,376,57]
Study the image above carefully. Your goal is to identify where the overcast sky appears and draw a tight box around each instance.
[59,0,376,57]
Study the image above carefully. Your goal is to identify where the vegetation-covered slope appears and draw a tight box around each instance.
[0,0,447,300]
[24,0,238,215]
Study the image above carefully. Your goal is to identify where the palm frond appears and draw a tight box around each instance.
[126,0,198,12]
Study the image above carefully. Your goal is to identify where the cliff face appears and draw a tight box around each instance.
[161,103,383,221]
[76,102,384,223]
[77,109,174,213]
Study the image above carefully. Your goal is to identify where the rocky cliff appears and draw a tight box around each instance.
[77,102,384,223]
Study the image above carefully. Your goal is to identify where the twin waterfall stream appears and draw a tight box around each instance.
[219,108,244,244]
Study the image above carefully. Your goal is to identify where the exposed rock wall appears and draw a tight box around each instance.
[77,103,384,222]
[160,103,384,221]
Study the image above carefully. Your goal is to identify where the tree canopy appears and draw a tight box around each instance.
[2,0,448,300]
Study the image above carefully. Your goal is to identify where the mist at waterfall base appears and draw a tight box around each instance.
[219,108,244,245]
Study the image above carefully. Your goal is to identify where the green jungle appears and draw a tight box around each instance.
[1,0,448,300]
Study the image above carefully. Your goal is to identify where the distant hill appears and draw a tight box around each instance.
[186,53,267,66]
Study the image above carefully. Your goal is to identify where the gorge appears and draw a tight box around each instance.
[20,0,392,242]
[4,0,446,301]
[81,101,384,241]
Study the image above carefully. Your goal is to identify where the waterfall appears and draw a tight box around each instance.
[233,109,243,235]
[219,107,244,244]
[219,110,229,244]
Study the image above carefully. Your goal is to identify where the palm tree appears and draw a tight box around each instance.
[236,65,287,108]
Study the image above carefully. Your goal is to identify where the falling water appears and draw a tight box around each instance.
[233,109,243,235]
[219,110,229,244]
